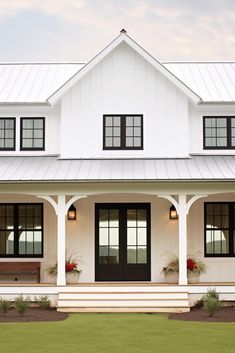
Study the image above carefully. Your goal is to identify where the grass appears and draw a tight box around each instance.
[0,313,235,353]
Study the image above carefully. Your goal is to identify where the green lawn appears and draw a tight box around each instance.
[0,313,235,353]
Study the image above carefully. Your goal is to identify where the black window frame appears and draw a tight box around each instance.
[103,114,143,150]
[203,116,235,150]
[20,117,45,151]
[0,118,16,151]
[204,202,235,257]
[0,203,44,258]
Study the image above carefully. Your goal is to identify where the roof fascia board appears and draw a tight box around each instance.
[48,32,201,105]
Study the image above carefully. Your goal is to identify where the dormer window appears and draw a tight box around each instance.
[103,115,143,150]
[20,118,45,151]
[203,116,235,149]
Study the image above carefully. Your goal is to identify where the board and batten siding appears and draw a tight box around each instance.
[60,42,189,159]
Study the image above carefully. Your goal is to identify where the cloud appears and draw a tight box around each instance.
[0,0,235,61]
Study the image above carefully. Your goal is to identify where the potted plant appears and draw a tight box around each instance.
[162,255,206,284]
[186,257,206,283]
[162,255,179,283]
[48,257,81,284]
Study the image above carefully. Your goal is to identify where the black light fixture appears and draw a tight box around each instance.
[169,204,178,220]
[68,204,76,220]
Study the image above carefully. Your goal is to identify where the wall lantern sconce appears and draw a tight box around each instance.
[169,204,178,220]
[68,204,76,220]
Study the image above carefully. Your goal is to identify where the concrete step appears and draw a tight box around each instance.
[58,292,189,300]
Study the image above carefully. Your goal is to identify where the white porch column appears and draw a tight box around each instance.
[56,195,67,285]
[178,195,187,285]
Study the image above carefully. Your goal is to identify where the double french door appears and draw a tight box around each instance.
[95,203,151,281]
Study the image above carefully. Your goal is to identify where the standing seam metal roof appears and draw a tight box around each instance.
[0,156,234,181]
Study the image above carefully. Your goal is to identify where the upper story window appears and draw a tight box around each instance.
[205,202,235,257]
[203,116,235,149]
[103,115,143,150]
[20,118,45,151]
[0,118,15,151]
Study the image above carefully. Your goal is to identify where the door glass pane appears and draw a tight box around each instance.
[138,228,147,245]
[127,208,148,264]
[99,228,108,245]
[110,228,119,245]
[98,208,119,264]
[138,247,147,263]
[109,246,119,264]
[127,246,137,263]
[127,228,137,245]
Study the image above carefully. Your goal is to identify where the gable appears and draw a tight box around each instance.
[48,32,201,105]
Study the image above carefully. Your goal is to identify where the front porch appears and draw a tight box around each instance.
[0,181,235,311]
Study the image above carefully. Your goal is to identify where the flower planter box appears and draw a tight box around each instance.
[188,272,200,284]
[66,272,80,285]
[164,273,178,284]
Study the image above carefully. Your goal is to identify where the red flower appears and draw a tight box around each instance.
[66,262,76,272]
[187,258,197,271]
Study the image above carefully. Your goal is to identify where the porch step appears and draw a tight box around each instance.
[57,285,190,313]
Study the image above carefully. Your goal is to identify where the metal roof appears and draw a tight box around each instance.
[0,61,235,103]
[0,63,84,103]
[0,156,234,182]
[163,62,235,102]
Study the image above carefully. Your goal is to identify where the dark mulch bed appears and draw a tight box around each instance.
[0,308,68,322]
[169,307,235,322]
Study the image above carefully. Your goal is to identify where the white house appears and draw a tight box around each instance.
[0,29,235,312]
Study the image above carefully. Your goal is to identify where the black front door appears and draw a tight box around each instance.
[95,203,151,281]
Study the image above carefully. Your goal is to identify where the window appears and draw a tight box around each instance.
[103,115,143,150]
[0,204,43,257]
[20,118,45,150]
[203,116,235,149]
[0,118,15,150]
[205,202,235,257]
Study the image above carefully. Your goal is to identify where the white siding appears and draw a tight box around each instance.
[189,103,235,155]
[60,42,189,159]
[0,105,60,156]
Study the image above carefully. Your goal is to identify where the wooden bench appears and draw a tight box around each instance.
[0,262,40,283]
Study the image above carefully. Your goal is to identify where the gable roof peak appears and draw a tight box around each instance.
[120,28,127,34]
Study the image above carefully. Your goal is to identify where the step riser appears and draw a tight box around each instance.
[59,293,188,300]
[57,307,190,313]
[57,300,189,307]
[60,286,187,293]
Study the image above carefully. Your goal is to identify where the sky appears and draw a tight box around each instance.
[0,0,235,62]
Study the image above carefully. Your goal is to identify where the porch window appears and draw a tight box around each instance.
[0,118,15,150]
[0,204,43,257]
[203,116,235,149]
[103,115,143,150]
[205,202,235,256]
[20,118,45,150]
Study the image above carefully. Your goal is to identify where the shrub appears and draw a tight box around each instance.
[203,288,221,317]
[204,288,220,301]
[35,296,51,310]
[14,295,30,316]
[0,298,11,314]
[203,297,221,317]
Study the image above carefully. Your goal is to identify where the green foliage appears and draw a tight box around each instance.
[162,256,179,274]
[0,297,11,314]
[203,297,221,317]
[14,295,30,316]
[35,296,51,310]
[203,288,221,317]
[204,288,220,301]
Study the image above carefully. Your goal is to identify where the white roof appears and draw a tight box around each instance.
[0,156,234,182]
[0,63,84,103]
[0,60,235,103]
[163,62,235,102]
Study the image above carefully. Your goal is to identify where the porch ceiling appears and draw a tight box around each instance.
[0,155,234,182]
